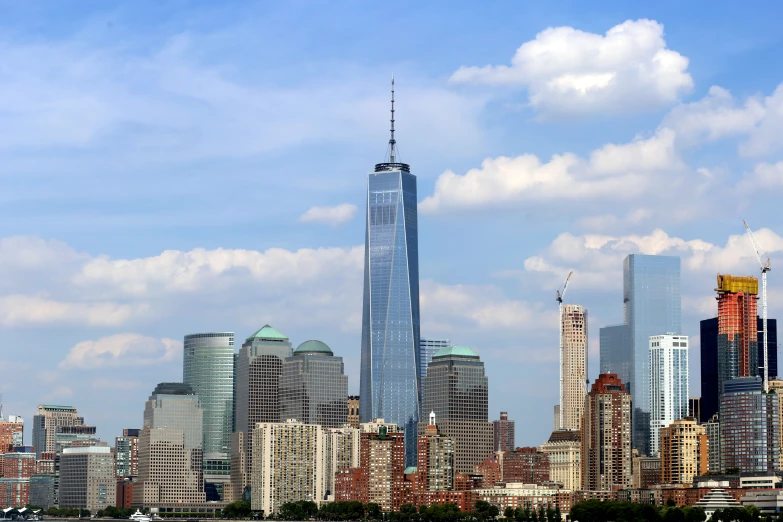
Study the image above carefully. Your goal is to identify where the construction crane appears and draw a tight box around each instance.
[556,270,573,430]
[744,219,772,392]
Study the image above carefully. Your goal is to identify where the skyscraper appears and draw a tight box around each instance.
[759,318,778,381]
[135,383,206,508]
[720,377,779,473]
[359,81,421,466]
[538,430,581,491]
[492,412,515,452]
[32,405,80,458]
[417,413,454,492]
[649,334,689,455]
[59,446,115,512]
[581,373,633,491]
[420,339,451,407]
[660,418,708,486]
[280,340,348,428]
[599,254,681,455]
[422,346,493,474]
[560,304,588,431]
[115,428,139,478]
[183,332,235,498]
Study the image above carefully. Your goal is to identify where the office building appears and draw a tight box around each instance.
[323,427,360,500]
[28,475,56,509]
[717,275,759,382]
[359,86,421,467]
[560,304,588,432]
[759,318,778,381]
[417,412,454,492]
[769,379,783,470]
[422,346,494,474]
[720,377,778,473]
[59,446,115,512]
[134,383,206,508]
[705,414,721,473]
[599,255,681,455]
[183,332,235,498]
[688,398,701,421]
[228,432,249,503]
[660,418,708,485]
[420,339,451,408]
[0,416,23,452]
[115,429,139,478]
[250,420,325,516]
[538,430,580,491]
[280,340,349,428]
[582,373,633,491]
[348,396,360,429]
[492,412,515,452]
[0,450,35,507]
[32,405,80,458]
[649,334,689,455]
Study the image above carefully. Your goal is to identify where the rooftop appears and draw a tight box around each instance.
[246,324,289,342]
[433,345,479,358]
[294,340,333,355]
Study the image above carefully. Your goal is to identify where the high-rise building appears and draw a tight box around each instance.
[599,255,681,456]
[134,383,206,508]
[115,429,139,478]
[717,275,759,383]
[323,427,360,500]
[417,413,454,492]
[32,405,80,458]
[0,416,23,453]
[705,414,721,474]
[560,304,588,432]
[720,377,778,473]
[250,420,325,516]
[492,412,515,452]
[359,84,421,467]
[183,332,235,498]
[348,396,360,429]
[759,318,778,381]
[688,398,701,421]
[420,339,451,408]
[581,374,633,491]
[228,432,249,503]
[632,454,661,489]
[660,418,708,485]
[0,450,35,507]
[59,446,115,512]
[538,430,580,491]
[358,424,407,512]
[280,340,348,428]
[422,346,493,474]
[490,447,550,485]
[768,380,783,470]
[649,334,690,455]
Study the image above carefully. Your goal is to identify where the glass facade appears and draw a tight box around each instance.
[359,164,421,466]
[649,335,689,455]
[601,254,681,456]
[280,341,349,428]
[419,339,451,409]
[183,331,234,496]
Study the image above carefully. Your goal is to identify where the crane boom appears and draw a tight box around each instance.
[743,219,771,392]
[556,270,574,431]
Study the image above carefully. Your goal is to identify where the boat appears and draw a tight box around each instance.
[129,510,151,522]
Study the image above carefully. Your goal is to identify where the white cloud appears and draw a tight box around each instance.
[0,295,147,326]
[450,19,692,114]
[740,84,783,157]
[299,204,358,227]
[738,161,783,192]
[60,333,181,369]
[419,130,679,214]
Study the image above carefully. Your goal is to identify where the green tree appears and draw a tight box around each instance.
[366,503,383,521]
[223,500,252,520]
[504,507,515,519]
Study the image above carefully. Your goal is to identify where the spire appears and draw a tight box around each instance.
[389,75,396,163]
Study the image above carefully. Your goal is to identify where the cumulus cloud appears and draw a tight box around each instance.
[450,19,692,114]
[0,295,147,326]
[299,204,358,227]
[60,333,181,369]
[419,129,679,214]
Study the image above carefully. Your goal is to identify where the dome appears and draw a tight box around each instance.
[433,345,479,358]
[294,340,333,355]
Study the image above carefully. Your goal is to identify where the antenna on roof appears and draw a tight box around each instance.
[389,75,396,163]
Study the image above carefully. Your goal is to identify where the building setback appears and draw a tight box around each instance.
[492,412,515,453]
[581,373,633,491]
[599,255,681,456]
[32,405,80,458]
[183,332,235,498]
[660,418,708,486]
[720,377,778,473]
[649,334,690,455]
[359,87,422,467]
[59,446,115,512]
[560,304,588,432]
[422,346,494,474]
[250,420,325,516]
[280,340,348,428]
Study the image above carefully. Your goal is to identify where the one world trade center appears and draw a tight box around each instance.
[359,78,421,465]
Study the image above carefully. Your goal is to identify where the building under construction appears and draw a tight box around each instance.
[716,274,759,387]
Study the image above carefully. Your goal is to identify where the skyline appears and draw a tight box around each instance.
[1,1,783,449]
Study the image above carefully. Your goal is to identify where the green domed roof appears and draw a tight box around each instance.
[433,345,479,358]
[294,340,333,355]
[246,324,289,342]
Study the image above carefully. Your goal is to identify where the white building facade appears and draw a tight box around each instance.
[649,334,689,455]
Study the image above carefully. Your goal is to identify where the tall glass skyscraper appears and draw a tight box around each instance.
[183,332,234,499]
[420,338,450,409]
[359,79,421,466]
[600,254,681,456]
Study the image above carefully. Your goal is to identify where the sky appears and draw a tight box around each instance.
[1,0,783,447]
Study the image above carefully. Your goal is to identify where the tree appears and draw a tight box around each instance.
[367,503,383,521]
[223,501,252,520]
[504,507,515,519]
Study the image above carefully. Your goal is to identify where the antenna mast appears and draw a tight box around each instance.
[389,76,396,163]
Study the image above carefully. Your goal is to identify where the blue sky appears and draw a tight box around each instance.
[1,0,783,447]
